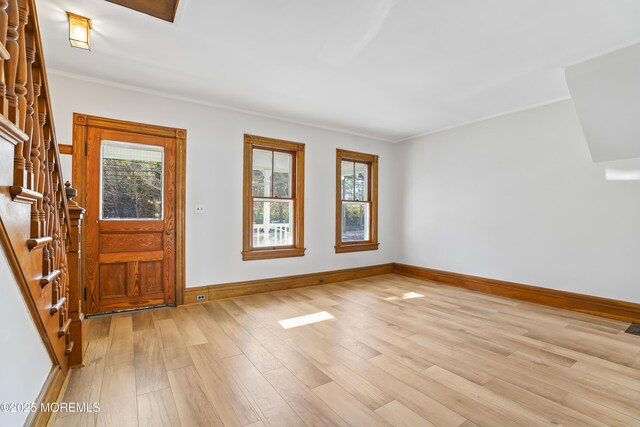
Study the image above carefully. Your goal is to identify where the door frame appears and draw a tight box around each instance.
[72,113,187,309]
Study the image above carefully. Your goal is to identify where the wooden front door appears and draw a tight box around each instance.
[85,126,176,313]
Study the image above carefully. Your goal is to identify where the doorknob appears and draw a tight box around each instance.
[165,229,173,235]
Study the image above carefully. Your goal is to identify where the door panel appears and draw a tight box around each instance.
[86,127,176,313]
[140,261,163,294]
[100,232,163,253]
[99,263,127,298]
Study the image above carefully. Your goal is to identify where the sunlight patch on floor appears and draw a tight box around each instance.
[383,291,424,301]
[278,311,335,329]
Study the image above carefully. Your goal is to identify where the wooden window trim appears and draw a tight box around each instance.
[335,149,379,253]
[243,134,305,261]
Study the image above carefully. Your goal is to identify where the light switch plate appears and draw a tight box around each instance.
[195,205,205,214]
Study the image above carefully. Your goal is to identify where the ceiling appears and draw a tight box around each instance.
[37,0,640,142]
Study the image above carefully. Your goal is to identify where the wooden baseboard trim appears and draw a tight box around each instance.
[183,263,395,304]
[393,263,640,323]
[25,365,68,427]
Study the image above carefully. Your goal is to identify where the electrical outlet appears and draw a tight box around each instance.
[196,294,206,301]
[195,205,205,214]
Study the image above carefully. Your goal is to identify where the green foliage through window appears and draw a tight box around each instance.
[102,158,162,219]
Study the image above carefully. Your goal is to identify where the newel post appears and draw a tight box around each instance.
[65,181,85,367]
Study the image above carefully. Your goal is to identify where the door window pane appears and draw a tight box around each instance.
[252,149,273,197]
[354,162,368,201]
[341,160,355,200]
[253,199,293,247]
[342,202,369,242]
[273,152,292,198]
[101,141,163,220]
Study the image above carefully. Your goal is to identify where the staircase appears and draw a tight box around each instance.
[0,0,84,378]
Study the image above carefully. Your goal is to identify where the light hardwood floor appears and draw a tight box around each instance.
[54,274,640,426]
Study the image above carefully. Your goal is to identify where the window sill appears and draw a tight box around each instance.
[242,247,306,261]
[335,242,380,254]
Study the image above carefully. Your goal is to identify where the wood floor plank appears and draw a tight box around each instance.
[96,361,137,427]
[371,354,530,426]
[484,377,609,427]
[167,365,224,427]
[131,310,155,331]
[169,306,208,346]
[454,339,640,417]
[220,354,304,426]
[85,315,112,341]
[326,344,467,426]
[264,367,348,426]
[290,334,394,410]
[344,326,433,373]
[424,365,569,426]
[216,298,264,330]
[524,326,638,366]
[155,318,193,371]
[313,381,390,426]
[137,388,181,427]
[97,315,137,427]
[375,400,435,427]
[186,304,243,358]
[105,315,134,367]
[205,303,282,373]
[54,337,109,425]
[248,326,333,389]
[188,344,260,426]
[134,329,170,395]
[507,347,577,368]
[561,392,640,426]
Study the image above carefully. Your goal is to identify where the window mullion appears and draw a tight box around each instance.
[271,150,275,198]
[351,161,356,201]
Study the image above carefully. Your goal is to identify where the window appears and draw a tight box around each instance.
[335,149,379,253]
[100,140,164,220]
[243,134,305,260]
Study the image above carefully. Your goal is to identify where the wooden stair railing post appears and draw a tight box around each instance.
[6,0,25,186]
[24,28,33,179]
[43,124,53,273]
[15,0,26,128]
[33,67,45,234]
[56,170,72,357]
[5,0,17,123]
[26,31,42,238]
[16,0,30,185]
[65,181,85,366]
[0,0,9,117]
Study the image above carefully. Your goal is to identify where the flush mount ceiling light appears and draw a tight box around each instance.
[66,12,92,50]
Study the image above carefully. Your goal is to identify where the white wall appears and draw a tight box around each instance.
[0,246,52,427]
[48,72,400,288]
[398,100,640,303]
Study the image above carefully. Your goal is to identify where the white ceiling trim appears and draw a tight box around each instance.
[394,96,572,143]
[47,68,395,143]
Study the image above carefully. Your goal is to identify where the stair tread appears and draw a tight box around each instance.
[10,186,42,204]
[50,297,66,315]
[27,236,53,251]
[40,269,61,288]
